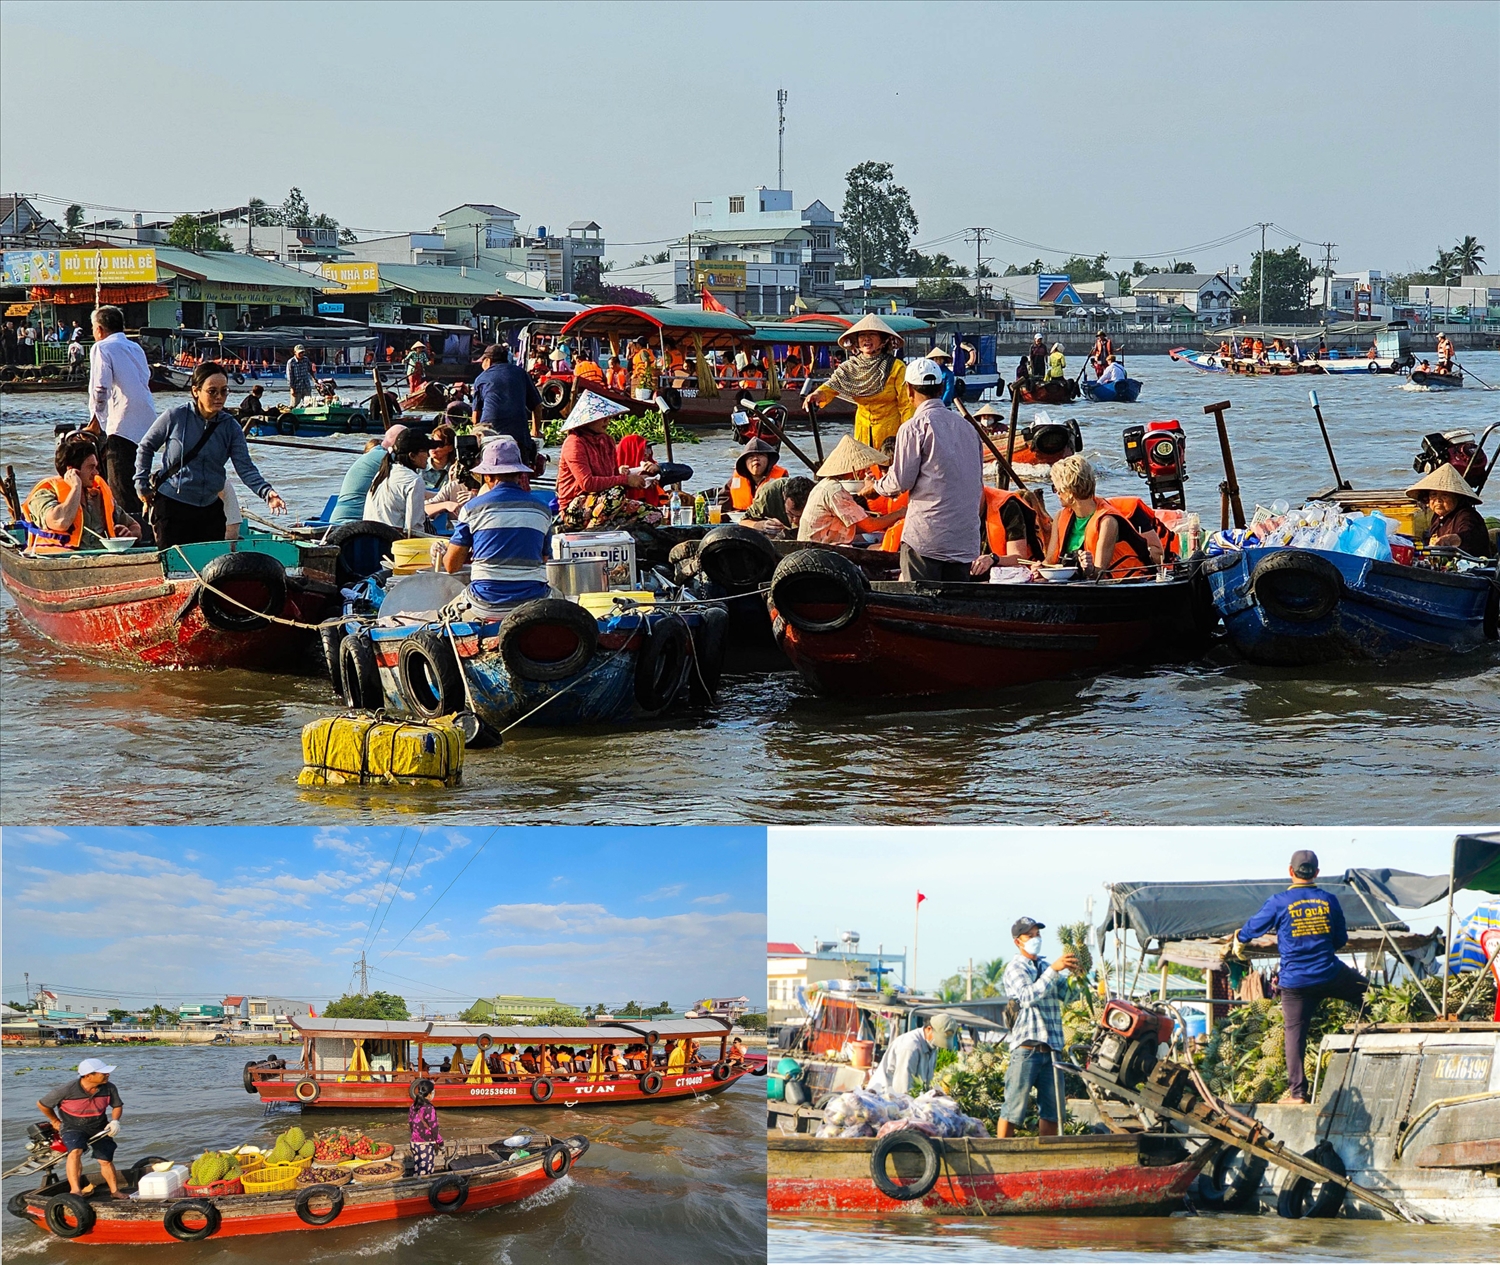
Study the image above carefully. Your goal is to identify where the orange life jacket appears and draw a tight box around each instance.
[726,463,789,510]
[868,490,909,552]
[573,360,604,383]
[981,486,1044,558]
[1106,495,1175,559]
[25,474,118,553]
[607,367,628,392]
[1049,502,1152,576]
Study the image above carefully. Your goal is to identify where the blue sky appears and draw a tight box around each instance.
[2,2,1494,276]
[1,827,765,1014]
[769,826,1495,993]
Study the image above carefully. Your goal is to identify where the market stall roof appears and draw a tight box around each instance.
[169,327,376,348]
[690,227,813,246]
[1344,834,1500,908]
[1098,877,1406,950]
[559,305,754,350]
[428,1017,731,1043]
[152,247,325,290]
[374,262,547,300]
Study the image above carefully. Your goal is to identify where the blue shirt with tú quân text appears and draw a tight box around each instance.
[1239,884,1348,990]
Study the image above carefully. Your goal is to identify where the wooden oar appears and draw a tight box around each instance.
[956,400,1029,490]
[1003,383,1022,489]
[1307,389,1350,489]
[244,436,366,456]
[1454,361,1495,390]
[750,410,821,477]
[1204,400,1246,529]
[806,400,826,463]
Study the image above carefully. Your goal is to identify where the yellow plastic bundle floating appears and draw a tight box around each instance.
[298,714,464,788]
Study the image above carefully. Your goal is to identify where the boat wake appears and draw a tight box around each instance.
[515,1173,575,1212]
[345,1220,427,1257]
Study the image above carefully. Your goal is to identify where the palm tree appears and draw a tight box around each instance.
[1432,248,1460,284]
[1453,236,1486,275]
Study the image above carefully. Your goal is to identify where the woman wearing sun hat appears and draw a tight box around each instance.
[1407,464,1492,555]
[802,314,913,450]
[555,390,652,510]
[796,433,905,546]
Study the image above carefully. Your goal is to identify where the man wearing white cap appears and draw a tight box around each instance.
[865,357,983,582]
[38,1058,125,1197]
[330,424,407,524]
[443,434,554,614]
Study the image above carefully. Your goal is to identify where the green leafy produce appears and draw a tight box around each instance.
[541,409,698,449]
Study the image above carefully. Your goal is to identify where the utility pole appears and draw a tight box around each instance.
[963,957,975,1001]
[965,227,992,316]
[1254,222,1271,330]
[776,89,788,191]
[1318,241,1338,321]
[356,952,369,996]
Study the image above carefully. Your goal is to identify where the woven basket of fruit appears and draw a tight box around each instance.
[183,1178,243,1197]
[350,1160,402,1186]
[242,1163,301,1194]
[295,1165,353,1188]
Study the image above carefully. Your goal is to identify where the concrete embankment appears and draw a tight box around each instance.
[988,329,1496,356]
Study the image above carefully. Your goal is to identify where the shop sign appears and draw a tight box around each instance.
[320,261,381,293]
[180,282,309,305]
[1,247,158,286]
[694,261,746,292]
[317,302,345,314]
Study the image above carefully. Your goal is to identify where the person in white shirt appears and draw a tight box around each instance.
[84,305,158,536]
[864,1013,956,1097]
[1098,355,1126,385]
[363,427,433,534]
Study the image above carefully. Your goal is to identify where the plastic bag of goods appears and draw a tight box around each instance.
[1332,512,1396,562]
[821,1089,906,1130]
[298,715,464,788]
[907,1091,988,1138]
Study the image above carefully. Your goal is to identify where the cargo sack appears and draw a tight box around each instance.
[298,714,464,787]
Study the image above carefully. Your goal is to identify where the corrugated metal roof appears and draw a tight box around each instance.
[692,227,812,245]
[153,247,323,289]
[376,263,546,299]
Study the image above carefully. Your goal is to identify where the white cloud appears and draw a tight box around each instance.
[692,893,730,905]
[640,883,687,902]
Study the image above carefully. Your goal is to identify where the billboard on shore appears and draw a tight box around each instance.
[1,248,158,286]
[695,261,746,293]
[321,261,381,293]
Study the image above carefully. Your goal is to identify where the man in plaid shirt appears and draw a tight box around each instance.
[998,916,1078,1138]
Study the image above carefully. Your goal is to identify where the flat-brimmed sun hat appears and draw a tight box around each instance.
[1406,464,1482,504]
[817,433,890,479]
[472,435,532,475]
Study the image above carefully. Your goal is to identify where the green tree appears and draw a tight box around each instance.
[1453,235,1486,275]
[908,250,966,277]
[246,197,276,227]
[166,214,232,252]
[1237,246,1315,321]
[836,161,918,279]
[1056,253,1112,283]
[279,187,313,229]
[1115,271,1133,296]
[739,1012,767,1032]
[63,204,85,243]
[914,277,972,302]
[532,1004,584,1026]
[323,991,410,1021]
[146,1004,176,1026]
[1131,260,1148,277]
[1431,247,1460,284]
[1168,260,1197,274]
[338,227,358,244]
[645,1000,673,1017]
[1005,259,1045,276]
[106,1009,132,1025]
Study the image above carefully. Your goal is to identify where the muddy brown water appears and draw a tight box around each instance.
[0,1044,765,1262]
[2,355,1498,826]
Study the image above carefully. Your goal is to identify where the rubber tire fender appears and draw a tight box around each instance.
[687,606,729,705]
[293,1077,321,1104]
[320,625,346,699]
[639,1071,663,1095]
[339,632,382,711]
[397,629,466,719]
[294,1183,344,1226]
[531,1078,554,1103]
[322,518,405,587]
[696,523,779,592]
[770,548,868,635]
[410,1077,436,1102]
[542,1142,571,1179]
[1276,1142,1346,1219]
[344,410,369,434]
[428,1173,469,1211]
[7,1190,35,1221]
[869,1130,941,1202]
[1250,550,1344,623]
[243,1060,262,1094]
[748,1062,767,1077]
[712,1060,731,1081]
[563,1134,591,1161]
[539,380,568,411]
[197,551,288,633]
[1193,1146,1268,1212]
[43,1193,96,1238]
[122,1155,171,1187]
[633,616,691,713]
[277,414,297,436]
[644,1029,660,1047]
[497,598,599,683]
[163,1198,220,1242]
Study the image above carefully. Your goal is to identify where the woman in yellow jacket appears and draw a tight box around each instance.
[803,313,913,450]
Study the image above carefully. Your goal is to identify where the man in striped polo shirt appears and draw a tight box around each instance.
[443,435,554,616]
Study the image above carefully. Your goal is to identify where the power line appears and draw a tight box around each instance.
[367,826,428,952]
[361,827,410,955]
[378,827,502,964]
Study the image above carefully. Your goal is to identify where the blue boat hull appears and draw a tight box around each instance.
[1204,546,1497,665]
[1083,378,1142,402]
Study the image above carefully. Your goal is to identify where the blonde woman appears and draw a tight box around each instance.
[1045,455,1152,578]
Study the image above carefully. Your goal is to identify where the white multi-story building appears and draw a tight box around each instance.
[766,938,904,1027]
[1130,272,1242,323]
[1309,271,1390,320]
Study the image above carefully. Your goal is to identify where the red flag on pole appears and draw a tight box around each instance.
[917,891,927,906]
[701,286,729,314]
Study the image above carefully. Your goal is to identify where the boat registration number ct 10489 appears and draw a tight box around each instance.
[676,1075,705,1087]
[466,1086,521,1097]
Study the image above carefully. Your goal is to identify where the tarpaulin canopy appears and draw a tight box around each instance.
[1098,878,1406,949]
[1344,834,1500,909]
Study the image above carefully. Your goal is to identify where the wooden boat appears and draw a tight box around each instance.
[247,399,375,438]
[10,1131,588,1244]
[767,549,1215,699]
[1204,545,1497,664]
[1007,377,1080,404]
[330,570,726,733]
[1410,366,1464,390]
[0,528,340,671]
[1168,348,1227,373]
[0,366,89,393]
[768,1131,1213,1217]
[149,363,192,391]
[1082,376,1143,403]
[247,1016,759,1109]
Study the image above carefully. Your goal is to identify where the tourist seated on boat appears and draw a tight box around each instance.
[797,435,904,547]
[442,435,555,619]
[1097,355,1126,385]
[1416,358,1432,374]
[783,347,807,387]
[1106,495,1170,563]
[1218,341,1232,359]
[573,348,605,385]
[519,1047,538,1073]
[409,1079,443,1176]
[741,475,814,535]
[1044,455,1153,579]
[665,1040,687,1074]
[1367,341,1379,360]
[25,432,142,553]
[438,1056,452,1073]
[729,1037,746,1064]
[363,427,434,534]
[1044,343,1066,381]
[134,363,286,548]
[606,356,628,393]
[330,428,406,523]
[719,438,789,512]
[556,390,649,510]
[803,314,913,450]
[1407,464,1492,556]
[616,432,666,507]
[237,384,266,424]
[629,341,658,401]
[970,486,1046,575]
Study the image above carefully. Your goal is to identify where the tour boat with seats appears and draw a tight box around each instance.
[1082,375,1143,403]
[8,1129,588,1245]
[0,521,340,671]
[245,1016,761,1109]
[766,548,1215,699]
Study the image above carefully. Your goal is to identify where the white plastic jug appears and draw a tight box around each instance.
[136,1165,188,1201]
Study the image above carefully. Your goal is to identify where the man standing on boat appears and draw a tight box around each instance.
[1231,850,1366,1105]
[864,357,982,582]
[998,917,1079,1138]
[865,1012,957,1097]
[472,344,544,462]
[37,1059,125,1198]
[285,343,316,408]
[85,305,157,543]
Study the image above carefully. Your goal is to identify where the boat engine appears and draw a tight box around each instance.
[1084,999,1174,1091]
[1123,420,1188,510]
[26,1121,66,1155]
[1415,429,1489,491]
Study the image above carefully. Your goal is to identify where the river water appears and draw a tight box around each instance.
[0,1044,765,1262]
[2,354,1497,827]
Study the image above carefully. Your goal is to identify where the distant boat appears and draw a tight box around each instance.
[1410,366,1464,390]
[1168,348,1226,373]
[149,364,192,391]
[1082,376,1143,403]
[1007,377,1080,404]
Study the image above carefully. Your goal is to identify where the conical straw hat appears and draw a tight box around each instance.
[1406,463,1482,504]
[817,433,890,479]
[562,389,631,431]
[838,313,903,350]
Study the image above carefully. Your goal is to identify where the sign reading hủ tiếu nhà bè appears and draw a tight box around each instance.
[1,248,158,286]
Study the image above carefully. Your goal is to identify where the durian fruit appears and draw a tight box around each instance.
[269,1139,295,1164]
[284,1126,306,1151]
[298,1141,314,1159]
[190,1151,228,1185]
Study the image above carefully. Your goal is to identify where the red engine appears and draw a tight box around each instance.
[1123,421,1188,510]
[1085,1000,1175,1090]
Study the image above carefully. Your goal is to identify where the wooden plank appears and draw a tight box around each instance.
[1413,1137,1500,1169]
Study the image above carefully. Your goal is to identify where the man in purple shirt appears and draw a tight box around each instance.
[864,357,982,581]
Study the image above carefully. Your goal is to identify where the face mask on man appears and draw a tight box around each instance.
[1023,936,1042,957]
